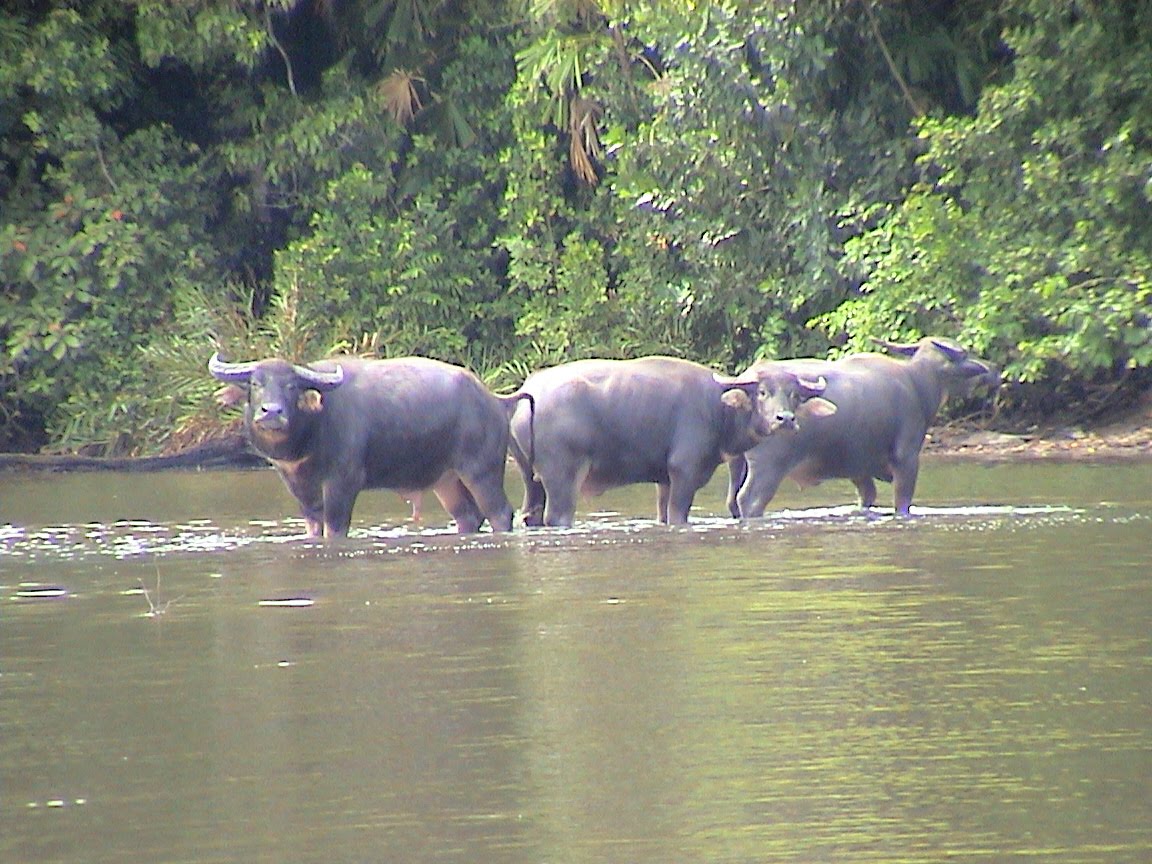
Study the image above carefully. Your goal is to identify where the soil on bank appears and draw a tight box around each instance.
[924,394,1152,463]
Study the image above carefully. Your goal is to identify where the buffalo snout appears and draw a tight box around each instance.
[254,402,289,429]
[770,410,797,432]
[975,364,1002,392]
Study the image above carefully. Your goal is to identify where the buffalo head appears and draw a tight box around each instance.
[208,353,345,445]
[871,337,1000,397]
[715,368,837,450]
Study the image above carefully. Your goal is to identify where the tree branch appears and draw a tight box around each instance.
[861,0,923,119]
[265,5,297,97]
[94,137,119,195]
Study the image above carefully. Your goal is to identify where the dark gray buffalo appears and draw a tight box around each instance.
[209,354,527,537]
[727,337,999,518]
[508,356,837,527]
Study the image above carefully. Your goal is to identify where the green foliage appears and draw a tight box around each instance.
[3,0,1151,453]
[132,0,270,69]
[0,2,224,453]
[252,33,522,363]
[272,161,500,360]
[817,1,1152,413]
[0,127,224,452]
[505,3,852,370]
[513,230,615,358]
[0,2,523,452]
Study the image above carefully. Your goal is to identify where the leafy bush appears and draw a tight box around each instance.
[4,1,1151,454]
[816,3,1152,418]
[0,121,223,452]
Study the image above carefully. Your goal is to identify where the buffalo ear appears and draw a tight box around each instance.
[721,388,753,412]
[297,389,324,413]
[215,384,246,408]
[800,397,837,419]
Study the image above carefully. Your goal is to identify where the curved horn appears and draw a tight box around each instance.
[713,371,757,388]
[293,362,344,390]
[929,339,967,363]
[795,374,828,398]
[869,337,917,357]
[208,353,258,382]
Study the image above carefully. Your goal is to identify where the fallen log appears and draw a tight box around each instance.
[0,436,265,473]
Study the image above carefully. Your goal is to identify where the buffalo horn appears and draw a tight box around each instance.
[292,363,344,389]
[796,375,827,397]
[870,337,918,357]
[929,339,967,363]
[208,353,258,382]
[713,372,758,387]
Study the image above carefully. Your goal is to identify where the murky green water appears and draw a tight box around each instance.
[2,461,1150,863]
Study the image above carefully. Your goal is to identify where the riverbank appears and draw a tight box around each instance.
[923,396,1152,463]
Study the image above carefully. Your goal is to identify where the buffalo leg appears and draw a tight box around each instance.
[300,508,324,538]
[520,478,546,527]
[666,462,708,524]
[278,470,326,537]
[540,465,580,528]
[892,463,918,516]
[433,474,486,533]
[292,490,324,537]
[665,484,697,524]
[542,487,578,527]
[853,477,878,510]
[725,456,749,518]
[656,483,670,523]
[320,483,359,538]
[509,411,546,527]
[735,464,786,518]
[509,438,545,526]
[460,472,515,533]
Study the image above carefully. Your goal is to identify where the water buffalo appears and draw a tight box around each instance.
[727,337,999,518]
[508,356,837,527]
[209,353,528,537]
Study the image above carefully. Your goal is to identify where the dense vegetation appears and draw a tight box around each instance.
[2,0,1149,455]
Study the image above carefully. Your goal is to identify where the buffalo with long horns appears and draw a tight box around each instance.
[209,354,528,537]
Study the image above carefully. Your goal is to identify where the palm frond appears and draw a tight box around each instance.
[568,96,603,185]
[378,69,424,126]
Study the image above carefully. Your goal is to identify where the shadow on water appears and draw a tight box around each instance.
[2,461,1151,863]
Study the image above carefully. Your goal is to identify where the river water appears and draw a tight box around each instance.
[2,461,1150,863]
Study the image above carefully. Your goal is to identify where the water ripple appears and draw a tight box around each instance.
[0,503,1140,564]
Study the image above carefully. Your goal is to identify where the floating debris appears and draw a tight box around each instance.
[27,797,86,809]
[13,584,70,600]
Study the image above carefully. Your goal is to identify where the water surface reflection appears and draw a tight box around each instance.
[1,463,1150,862]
